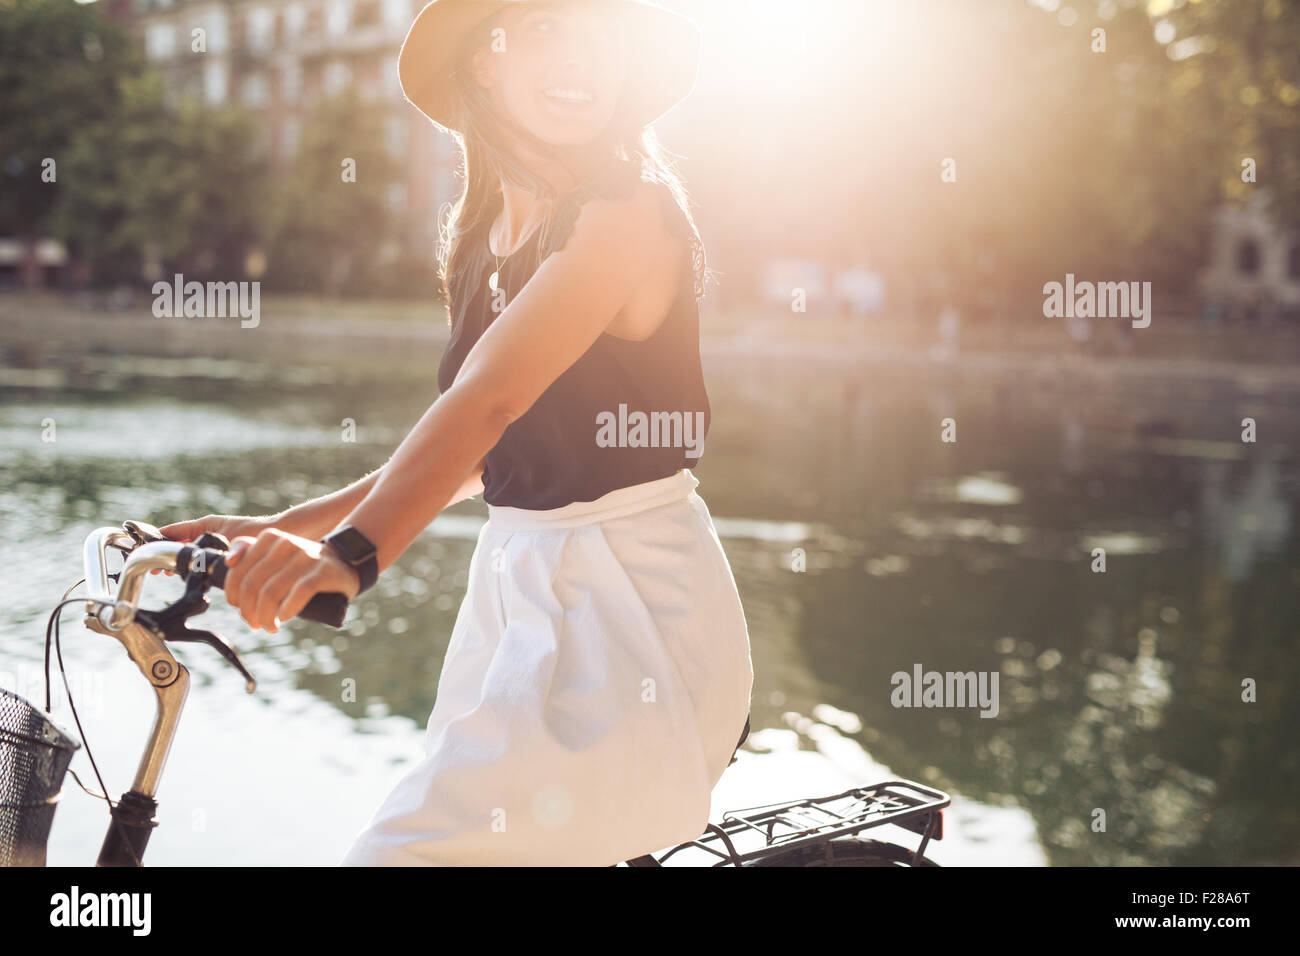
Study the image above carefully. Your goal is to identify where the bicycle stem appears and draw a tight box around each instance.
[82,606,190,799]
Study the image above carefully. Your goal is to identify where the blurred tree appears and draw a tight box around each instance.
[1148,0,1300,220]
[47,70,270,285]
[10,0,1294,305]
[0,0,139,236]
[677,0,1297,319]
[265,86,402,297]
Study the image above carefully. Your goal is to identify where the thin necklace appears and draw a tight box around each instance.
[487,204,550,293]
[487,243,507,293]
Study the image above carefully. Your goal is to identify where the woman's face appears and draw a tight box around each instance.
[474,1,630,148]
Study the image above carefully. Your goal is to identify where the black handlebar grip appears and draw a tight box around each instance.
[201,551,349,629]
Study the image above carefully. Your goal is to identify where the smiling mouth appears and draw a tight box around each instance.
[543,87,595,106]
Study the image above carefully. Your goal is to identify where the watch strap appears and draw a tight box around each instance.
[321,528,379,596]
[348,552,378,595]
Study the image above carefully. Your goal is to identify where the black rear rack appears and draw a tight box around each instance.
[631,780,950,867]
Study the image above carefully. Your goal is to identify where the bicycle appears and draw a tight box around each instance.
[1,520,950,867]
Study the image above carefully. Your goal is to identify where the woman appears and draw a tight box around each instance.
[160,0,753,866]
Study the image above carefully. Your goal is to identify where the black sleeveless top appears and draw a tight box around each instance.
[437,159,711,510]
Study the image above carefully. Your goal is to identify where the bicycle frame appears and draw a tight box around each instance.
[61,524,949,868]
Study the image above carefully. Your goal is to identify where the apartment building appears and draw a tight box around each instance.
[117,0,457,254]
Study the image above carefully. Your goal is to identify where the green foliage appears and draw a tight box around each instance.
[0,0,141,235]
[47,70,271,284]
[864,0,1238,316]
[4,0,406,293]
[1151,0,1300,220]
[698,0,1298,317]
[264,86,403,296]
[7,0,1296,302]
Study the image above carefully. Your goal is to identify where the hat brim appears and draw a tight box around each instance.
[397,0,701,136]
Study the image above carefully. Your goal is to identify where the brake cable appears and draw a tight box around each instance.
[43,560,148,867]
[38,528,258,867]
[44,594,133,788]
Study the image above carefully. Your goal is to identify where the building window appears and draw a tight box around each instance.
[383,0,410,33]
[247,6,276,54]
[198,9,230,55]
[284,3,306,43]
[145,23,177,61]
[203,59,228,104]
[1237,238,1260,276]
[327,0,349,37]
[324,61,352,96]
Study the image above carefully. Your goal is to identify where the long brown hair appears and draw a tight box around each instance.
[434,9,712,323]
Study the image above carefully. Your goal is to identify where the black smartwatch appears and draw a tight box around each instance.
[320,526,379,596]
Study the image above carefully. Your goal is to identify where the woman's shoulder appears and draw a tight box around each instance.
[542,159,707,301]
[544,159,650,240]
[553,159,685,225]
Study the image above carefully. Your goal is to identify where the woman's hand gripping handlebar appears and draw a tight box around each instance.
[115,520,352,629]
[178,536,351,629]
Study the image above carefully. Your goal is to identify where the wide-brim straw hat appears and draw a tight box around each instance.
[397,0,701,136]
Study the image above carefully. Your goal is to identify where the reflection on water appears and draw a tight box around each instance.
[1202,455,1291,582]
[2,359,1297,865]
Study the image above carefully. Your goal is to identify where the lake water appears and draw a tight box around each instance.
[2,351,1296,866]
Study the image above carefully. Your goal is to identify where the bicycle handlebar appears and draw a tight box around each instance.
[83,523,349,632]
[181,547,349,628]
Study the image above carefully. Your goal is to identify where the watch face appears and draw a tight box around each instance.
[327,527,376,562]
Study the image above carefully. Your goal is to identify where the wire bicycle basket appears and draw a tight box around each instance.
[0,686,81,867]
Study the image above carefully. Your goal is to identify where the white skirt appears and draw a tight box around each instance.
[339,468,754,866]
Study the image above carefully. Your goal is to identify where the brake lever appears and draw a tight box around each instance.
[136,586,258,693]
[134,532,258,692]
[162,625,257,694]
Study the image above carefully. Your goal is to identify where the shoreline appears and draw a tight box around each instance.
[4,291,1300,395]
